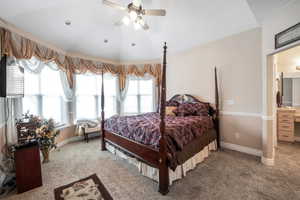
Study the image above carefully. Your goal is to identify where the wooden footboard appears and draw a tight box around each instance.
[103,130,169,194]
[104,131,159,168]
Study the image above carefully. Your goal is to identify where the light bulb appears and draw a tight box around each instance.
[134,22,141,30]
[139,19,145,26]
[122,16,130,26]
[129,11,138,21]
[132,0,141,7]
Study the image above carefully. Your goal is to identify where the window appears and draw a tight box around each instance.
[124,77,155,115]
[23,71,40,116]
[75,74,117,120]
[23,66,64,123]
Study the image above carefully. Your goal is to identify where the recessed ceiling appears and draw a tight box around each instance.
[0,0,265,62]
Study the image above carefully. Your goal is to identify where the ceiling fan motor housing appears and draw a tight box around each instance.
[128,3,143,15]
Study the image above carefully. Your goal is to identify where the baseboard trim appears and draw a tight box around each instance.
[221,142,262,157]
[294,136,300,142]
[261,156,275,166]
[57,136,83,148]
[57,132,100,147]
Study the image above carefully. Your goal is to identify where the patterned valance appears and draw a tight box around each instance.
[118,64,162,89]
[0,28,161,90]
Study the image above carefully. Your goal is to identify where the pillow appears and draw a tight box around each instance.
[166,100,180,107]
[173,102,210,117]
[165,106,177,116]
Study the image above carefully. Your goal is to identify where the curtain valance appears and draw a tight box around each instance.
[0,28,161,90]
[120,64,162,87]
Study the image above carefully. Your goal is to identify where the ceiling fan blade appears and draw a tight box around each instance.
[143,9,166,16]
[103,0,127,10]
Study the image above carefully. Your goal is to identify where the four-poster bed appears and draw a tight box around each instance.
[100,43,220,195]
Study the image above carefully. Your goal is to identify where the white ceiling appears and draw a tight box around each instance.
[0,0,286,62]
[246,0,294,23]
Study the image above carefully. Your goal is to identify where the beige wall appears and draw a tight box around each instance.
[220,115,262,150]
[56,125,77,144]
[167,28,262,150]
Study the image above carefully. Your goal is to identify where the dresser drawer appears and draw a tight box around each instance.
[278,112,294,120]
[278,130,293,137]
[278,117,294,124]
[278,134,294,142]
[278,123,294,131]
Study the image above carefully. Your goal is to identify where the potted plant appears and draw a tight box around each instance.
[35,119,60,163]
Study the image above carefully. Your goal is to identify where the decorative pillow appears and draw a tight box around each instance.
[165,106,177,116]
[173,102,210,117]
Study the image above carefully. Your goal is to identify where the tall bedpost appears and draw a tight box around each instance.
[158,42,169,195]
[101,66,106,151]
[214,67,220,149]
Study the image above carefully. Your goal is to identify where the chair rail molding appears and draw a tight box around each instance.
[220,111,262,117]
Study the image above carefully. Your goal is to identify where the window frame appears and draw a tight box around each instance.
[22,67,65,123]
[74,74,118,121]
[123,76,155,115]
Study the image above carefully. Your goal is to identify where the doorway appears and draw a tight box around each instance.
[266,43,300,165]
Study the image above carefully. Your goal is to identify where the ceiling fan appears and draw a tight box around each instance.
[103,0,166,30]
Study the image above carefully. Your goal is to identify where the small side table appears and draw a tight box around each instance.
[14,141,42,193]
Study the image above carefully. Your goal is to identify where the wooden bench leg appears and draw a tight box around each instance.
[81,127,88,143]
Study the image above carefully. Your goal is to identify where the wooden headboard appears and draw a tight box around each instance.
[168,94,203,104]
[167,94,216,116]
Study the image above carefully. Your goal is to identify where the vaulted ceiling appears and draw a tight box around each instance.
[0,0,294,62]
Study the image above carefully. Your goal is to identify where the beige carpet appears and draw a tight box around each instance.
[5,139,300,200]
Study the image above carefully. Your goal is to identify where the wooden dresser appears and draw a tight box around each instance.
[277,107,296,142]
[14,141,43,193]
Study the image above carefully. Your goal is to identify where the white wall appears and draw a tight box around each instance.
[261,0,300,160]
[167,28,262,150]
[262,1,300,57]
[0,99,4,127]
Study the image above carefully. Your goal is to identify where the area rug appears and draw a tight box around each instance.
[54,174,113,200]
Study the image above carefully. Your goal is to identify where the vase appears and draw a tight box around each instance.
[41,148,50,163]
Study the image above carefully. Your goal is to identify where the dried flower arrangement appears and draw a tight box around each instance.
[35,118,60,163]
[16,113,60,163]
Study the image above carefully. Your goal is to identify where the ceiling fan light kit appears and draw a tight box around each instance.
[129,10,138,21]
[122,16,130,26]
[102,0,166,31]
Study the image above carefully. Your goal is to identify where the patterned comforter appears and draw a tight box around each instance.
[104,112,214,169]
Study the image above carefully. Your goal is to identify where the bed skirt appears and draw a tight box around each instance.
[106,140,217,185]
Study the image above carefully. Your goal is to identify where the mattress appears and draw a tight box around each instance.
[104,112,215,170]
